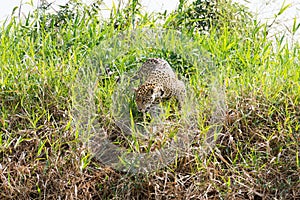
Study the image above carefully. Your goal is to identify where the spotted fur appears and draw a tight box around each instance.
[134,58,186,113]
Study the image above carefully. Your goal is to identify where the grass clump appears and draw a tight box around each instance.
[0,0,299,199]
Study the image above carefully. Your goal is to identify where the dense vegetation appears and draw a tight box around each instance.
[0,0,299,199]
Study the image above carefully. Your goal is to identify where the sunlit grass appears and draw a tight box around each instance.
[0,0,299,199]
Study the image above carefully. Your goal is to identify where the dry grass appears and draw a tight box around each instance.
[1,0,300,199]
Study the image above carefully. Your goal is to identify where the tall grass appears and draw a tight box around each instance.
[0,0,299,199]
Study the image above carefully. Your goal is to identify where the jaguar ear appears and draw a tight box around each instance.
[132,87,138,92]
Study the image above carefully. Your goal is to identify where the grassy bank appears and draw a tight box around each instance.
[0,0,299,199]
